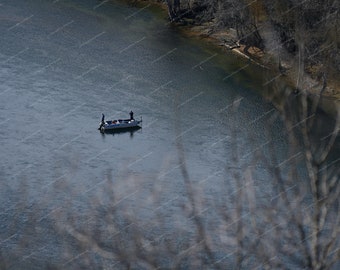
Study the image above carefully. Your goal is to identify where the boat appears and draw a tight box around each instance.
[98,112,142,132]
[99,118,142,132]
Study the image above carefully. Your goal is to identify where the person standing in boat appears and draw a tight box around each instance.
[129,111,134,120]
[99,113,105,130]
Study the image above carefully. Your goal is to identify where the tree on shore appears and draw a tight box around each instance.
[162,0,339,89]
[165,0,181,21]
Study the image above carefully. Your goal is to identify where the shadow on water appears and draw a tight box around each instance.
[100,126,142,138]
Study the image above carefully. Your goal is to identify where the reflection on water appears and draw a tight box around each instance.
[100,126,142,137]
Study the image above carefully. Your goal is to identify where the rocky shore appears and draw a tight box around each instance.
[120,0,340,118]
[181,22,340,118]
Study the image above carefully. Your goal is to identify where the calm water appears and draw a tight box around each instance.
[0,0,337,269]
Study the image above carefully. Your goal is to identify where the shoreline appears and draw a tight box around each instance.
[120,0,340,118]
[178,23,340,118]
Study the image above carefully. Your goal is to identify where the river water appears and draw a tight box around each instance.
[0,0,338,269]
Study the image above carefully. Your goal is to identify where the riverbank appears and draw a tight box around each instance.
[179,22,340,118]
[119,0,340,118]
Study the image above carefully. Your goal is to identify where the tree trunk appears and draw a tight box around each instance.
[166,0,181,21]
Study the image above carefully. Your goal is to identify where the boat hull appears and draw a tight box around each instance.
[99,120,142,132]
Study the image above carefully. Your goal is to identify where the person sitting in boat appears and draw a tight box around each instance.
[129,111,134,120]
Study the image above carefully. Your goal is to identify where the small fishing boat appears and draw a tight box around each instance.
[98,111,142,132]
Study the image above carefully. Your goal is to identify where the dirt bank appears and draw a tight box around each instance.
[180,23,340,118]
[119,0,340,118]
